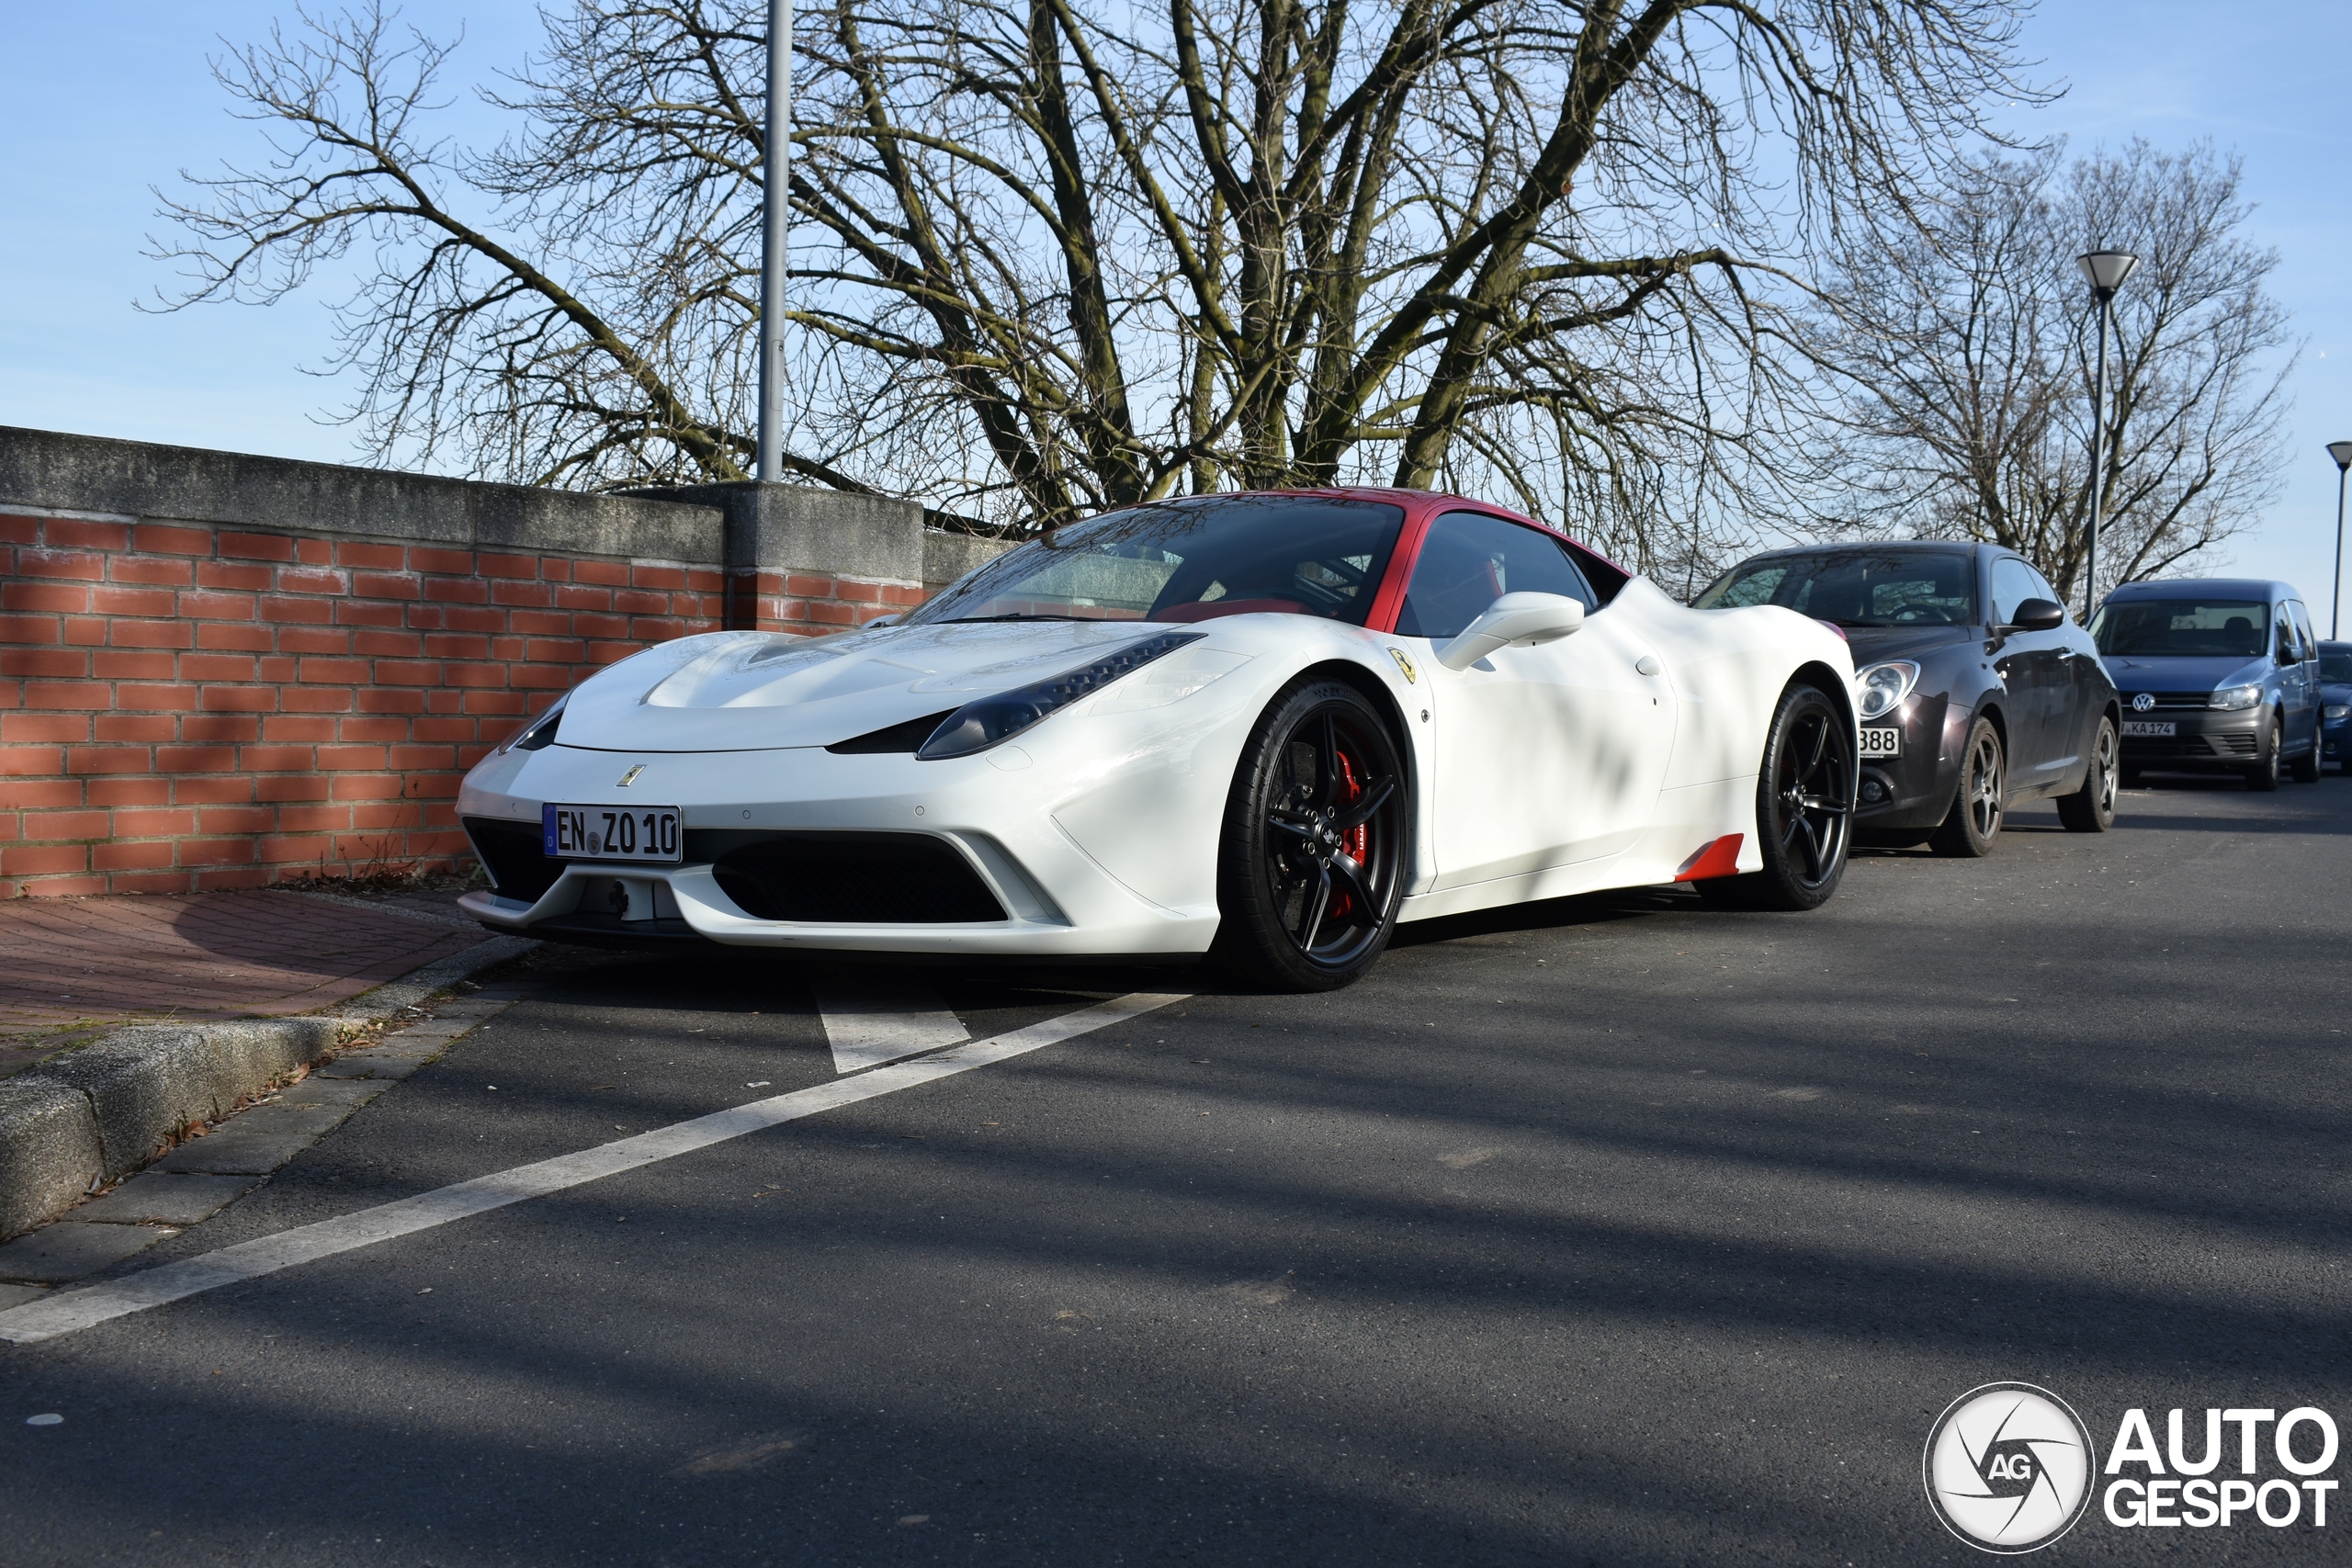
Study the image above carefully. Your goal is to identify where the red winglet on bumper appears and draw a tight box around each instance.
[1674,833,1745,882]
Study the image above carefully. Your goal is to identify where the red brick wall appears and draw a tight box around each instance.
[0,513,924,897]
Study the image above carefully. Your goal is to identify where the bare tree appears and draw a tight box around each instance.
[1813,140,2293,604]
[154,0,2037,559]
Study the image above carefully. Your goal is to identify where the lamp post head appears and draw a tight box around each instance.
[2329,440,2352,472]
[2077,249,2140,299]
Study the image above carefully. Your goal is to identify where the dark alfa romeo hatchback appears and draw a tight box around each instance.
[1694,543,2120,855]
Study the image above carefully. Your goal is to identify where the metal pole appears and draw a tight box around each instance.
[2335,463,2347,640]
[755,0,794,484]
[2084,292,2113,624]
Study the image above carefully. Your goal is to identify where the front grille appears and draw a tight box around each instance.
[2123,735,2215,758]
[2125,694,2214,711]
[462,816,562,903]
[710,833,1007,923]
[2122,733,2258,759]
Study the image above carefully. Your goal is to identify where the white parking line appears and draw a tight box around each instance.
[0,992,1186,1347]
[813,976,969,1074]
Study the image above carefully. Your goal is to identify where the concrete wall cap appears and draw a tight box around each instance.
[923,527,1020,592]
[638,481,929,579]
[0,424,724,562]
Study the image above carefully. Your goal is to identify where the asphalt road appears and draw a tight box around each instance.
[6,773,2351,1566]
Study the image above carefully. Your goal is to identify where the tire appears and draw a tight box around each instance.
[1695,682,1852,910]
[2291,722,2323,784]
[2057,716,2119,832]
[1930,716,2005,857]
[2246,715,2282,792]
[1212,680,1408,991]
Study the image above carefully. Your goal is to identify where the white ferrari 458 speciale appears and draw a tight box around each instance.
[457,491,1858,988]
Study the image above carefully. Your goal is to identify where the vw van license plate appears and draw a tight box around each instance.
[1858,727,1901,759]
[2120,720,2176,738]
[542,803,683,863]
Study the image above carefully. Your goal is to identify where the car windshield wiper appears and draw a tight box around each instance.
[938,612,1093,623]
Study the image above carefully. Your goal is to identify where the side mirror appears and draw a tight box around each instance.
[1436,592,1586,671]
[2006,597,2064,634]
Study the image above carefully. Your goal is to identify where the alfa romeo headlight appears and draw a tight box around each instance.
[1854,660,1921,721]
[2209,684,2262,711]
[918,630,1204,759]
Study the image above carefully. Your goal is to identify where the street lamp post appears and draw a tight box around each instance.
[2076,249,2139,623]
[755,0,795,485]
[2329,441,2352,639]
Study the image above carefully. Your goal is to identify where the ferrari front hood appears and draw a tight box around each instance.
[555,619,1167,751]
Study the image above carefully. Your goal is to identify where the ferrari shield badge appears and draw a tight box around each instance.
[1387,648,1418,684]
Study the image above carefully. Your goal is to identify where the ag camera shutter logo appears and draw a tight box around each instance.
[1923,1382,2097,1552]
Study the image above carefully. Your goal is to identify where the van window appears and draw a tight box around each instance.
[2289,602,2318,662]
[2091,600,2269,658]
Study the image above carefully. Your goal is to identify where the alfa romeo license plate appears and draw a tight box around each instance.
[1859,727,1901,759]
[542,803,683,863]
[2120,720,2176,738]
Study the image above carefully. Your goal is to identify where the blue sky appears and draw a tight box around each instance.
[3,3,2346,616]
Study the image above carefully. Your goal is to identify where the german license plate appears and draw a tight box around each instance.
[542,803,683,863]
[1859,726,1901,759]
[2120,720,2176,738]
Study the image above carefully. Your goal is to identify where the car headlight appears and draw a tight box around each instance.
[2209,684,2262,711]
[2326,704,2349,722]
[496,694,570,754]
[917,631,1204,760]
[1853,660,1921,721]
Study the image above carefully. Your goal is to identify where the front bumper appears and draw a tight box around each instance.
[1853,692,1959,832]
[455,740,1225,958]
[2119,709,2263,770]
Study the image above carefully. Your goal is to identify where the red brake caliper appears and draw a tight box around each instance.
[1328,750,1366,922]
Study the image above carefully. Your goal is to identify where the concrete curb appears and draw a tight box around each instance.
[0,934,537,1241]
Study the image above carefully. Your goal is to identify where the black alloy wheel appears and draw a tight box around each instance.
[1697,682,1852,910]
[1215,680,1408,990]
[1930,716,2005,857]
[2292,720,2324,783]
[2057,715,2119,832]
[2248,714,2283,793]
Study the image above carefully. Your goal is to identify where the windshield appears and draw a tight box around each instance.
[2319,649,2352,683]
[1692,548,1976,627]
[2091,600,2269,658]
[906,495,1406,626]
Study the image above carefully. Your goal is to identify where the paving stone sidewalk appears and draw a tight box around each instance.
[0,888,490,1079]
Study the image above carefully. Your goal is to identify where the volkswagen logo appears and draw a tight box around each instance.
[2132,692,2155,712]
[1923,1382,2097,1553]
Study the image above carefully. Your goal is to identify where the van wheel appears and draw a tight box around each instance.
[2247,716,2282,792]
[2291,724,2323,783]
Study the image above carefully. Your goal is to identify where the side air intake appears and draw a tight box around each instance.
[710,833,1007,923]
